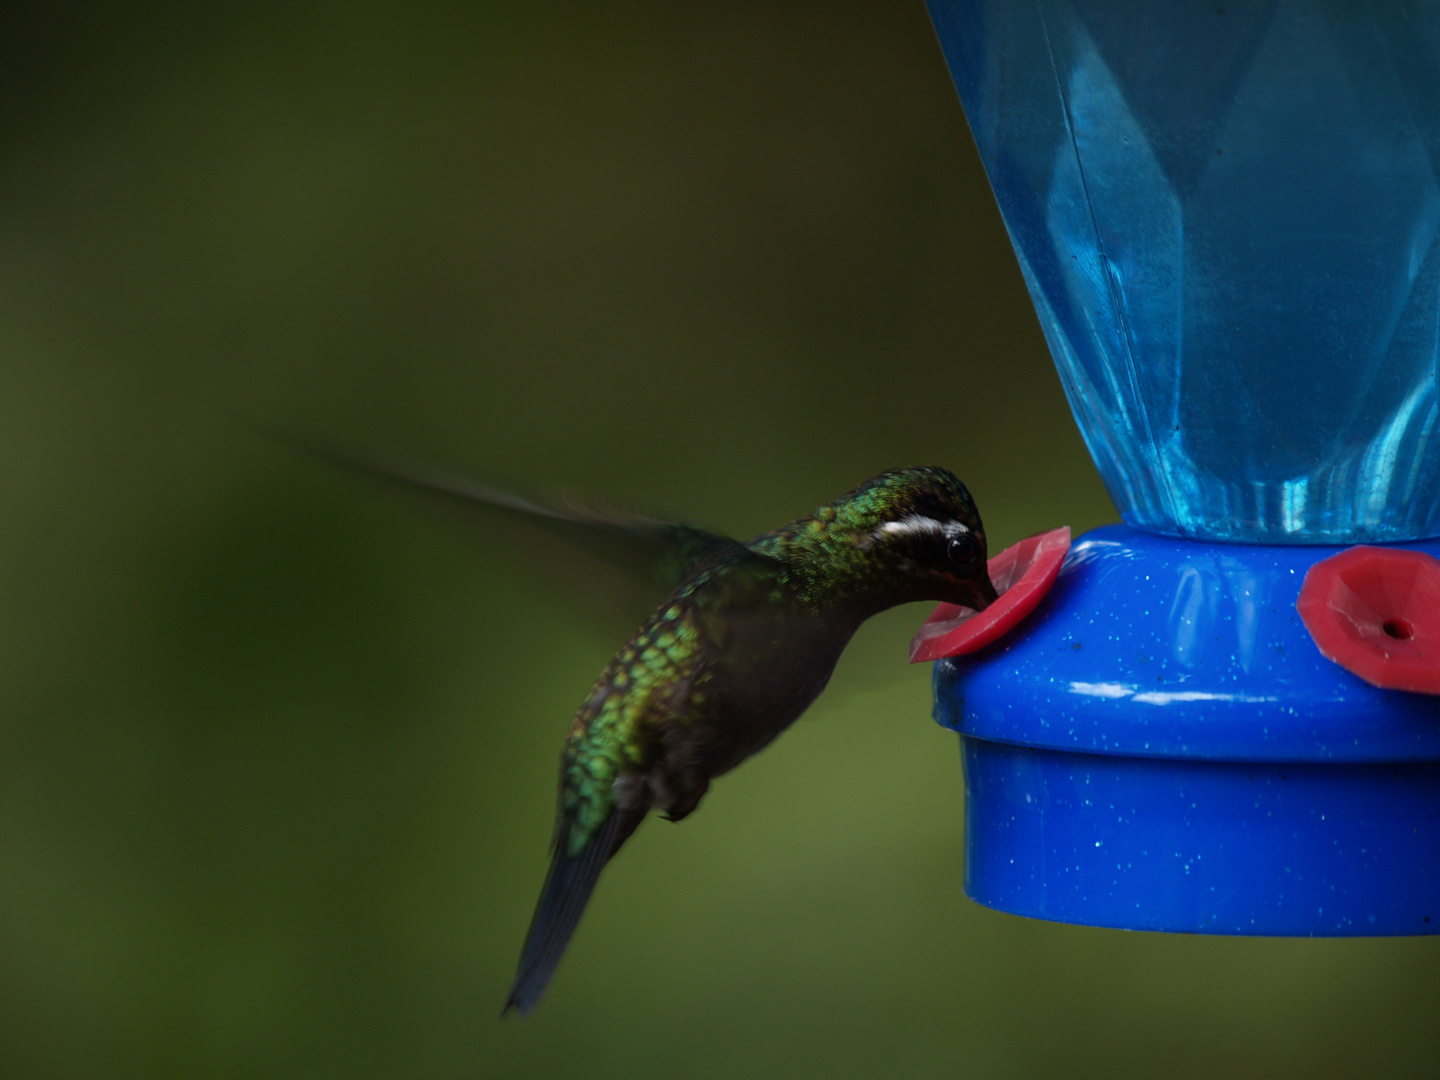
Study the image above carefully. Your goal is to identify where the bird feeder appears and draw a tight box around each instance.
[924,0,1440,934]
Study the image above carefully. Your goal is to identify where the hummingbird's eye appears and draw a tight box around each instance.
[947,532,980,566]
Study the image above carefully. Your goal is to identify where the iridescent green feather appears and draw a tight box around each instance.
[747,466,984,609]
[559,594,710,855]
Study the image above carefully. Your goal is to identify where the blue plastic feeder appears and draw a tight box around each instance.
[926,0,1440,935]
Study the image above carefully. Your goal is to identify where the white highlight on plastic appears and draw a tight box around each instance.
[1068,681,1135,699]
[1067,681,1278,705]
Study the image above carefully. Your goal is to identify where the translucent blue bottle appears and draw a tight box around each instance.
[924,1,1440,936]
[930,0,1440,542]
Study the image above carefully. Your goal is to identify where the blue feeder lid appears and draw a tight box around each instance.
[933,527,1440,935]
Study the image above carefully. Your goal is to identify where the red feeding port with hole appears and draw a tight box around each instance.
[1297,546,1440,694]
[910,526,1071,662]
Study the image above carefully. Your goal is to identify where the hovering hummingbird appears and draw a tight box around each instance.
[284,445,996,1016]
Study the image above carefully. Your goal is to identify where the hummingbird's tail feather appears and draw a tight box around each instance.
[503,806,646,1017]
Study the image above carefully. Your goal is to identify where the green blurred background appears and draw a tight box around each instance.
[3,2,1438,1077]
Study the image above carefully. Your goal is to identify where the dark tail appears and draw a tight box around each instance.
[503,807,645,1016]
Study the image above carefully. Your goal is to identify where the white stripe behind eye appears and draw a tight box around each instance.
[878,515,968,539]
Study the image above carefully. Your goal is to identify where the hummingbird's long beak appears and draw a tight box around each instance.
[971,572,1000,611]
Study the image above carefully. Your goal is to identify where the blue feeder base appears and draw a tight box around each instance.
[934,526,1440,936]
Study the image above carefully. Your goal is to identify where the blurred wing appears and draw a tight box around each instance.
[272,433,746,641]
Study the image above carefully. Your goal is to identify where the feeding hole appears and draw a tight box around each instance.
[1382,618,1415,641]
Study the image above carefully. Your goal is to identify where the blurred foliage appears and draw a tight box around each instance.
[1,2,1436,1078]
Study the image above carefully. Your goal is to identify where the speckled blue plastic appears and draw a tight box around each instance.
[933,527,1440,934]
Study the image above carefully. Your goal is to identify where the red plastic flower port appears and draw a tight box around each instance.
[1297,546,1440,694]
[909,526,1072,662]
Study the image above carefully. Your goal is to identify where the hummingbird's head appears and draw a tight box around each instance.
[785,466,999,615]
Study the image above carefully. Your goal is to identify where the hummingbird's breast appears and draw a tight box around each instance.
[574,556,862,828]
[656,604,860,794]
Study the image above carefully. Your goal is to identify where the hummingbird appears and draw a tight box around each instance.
[495,465,996,1015]
[280,443,996,1016]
